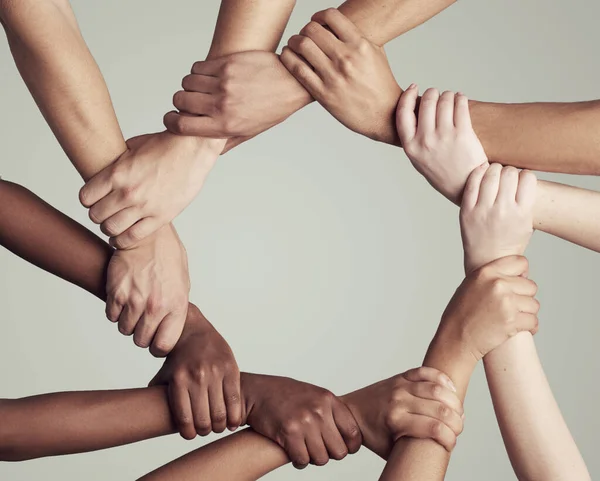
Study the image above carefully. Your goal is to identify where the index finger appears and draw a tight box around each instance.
[311,8,363,44]
[486,255,529,277]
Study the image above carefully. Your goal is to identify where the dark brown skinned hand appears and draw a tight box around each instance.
[149,304,241,439]
[241,373,362,469]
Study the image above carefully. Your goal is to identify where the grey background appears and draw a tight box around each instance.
[1,0,599,479]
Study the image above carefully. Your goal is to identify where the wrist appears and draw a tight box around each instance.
[429,322,479,374]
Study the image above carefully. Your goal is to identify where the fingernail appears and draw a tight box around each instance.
[445,377,457,393]
[408,83,416,89]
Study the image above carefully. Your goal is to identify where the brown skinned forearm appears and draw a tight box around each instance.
[338,0,456,46]
[208,0,296,58]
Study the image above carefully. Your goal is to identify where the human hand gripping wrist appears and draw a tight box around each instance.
[163,51,313,153]
[279,9,402,145]
[460,163,537,274]
[340,368,464,459]
[104,223,190,356]
[396,85,488,204]
[148,303,242,439]
[79,131,225,249]
[241,373,362,469]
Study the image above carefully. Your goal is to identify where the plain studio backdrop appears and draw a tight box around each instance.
[1,0,599,479]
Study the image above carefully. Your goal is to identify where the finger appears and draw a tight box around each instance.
[117,301,143,337]
[516,169,538,209]
[461,163,489,210]
[332,400,362,454]
[299,21,342,58]
[305,428,330,466]
[407,398,464,436]
[506,276,538,297]
[110,217,158,250]
[396,84,419,146]
[396,414,457,452]
[208,381,228,434]
[79,169,113,208]
[287,34,333,79]
[105,290,126,323]
[454,92,473,129]
[477,162,503,207]
[132,313,161,349]
[170,384,196,440]
[286,438,310,469]
[101,206,143,237]
[516,294,541,315]
[489,255,529,277]
[514,312,540,335]
[280,47,324,99]
[88,191,125,225]
[223,374,243,431]
[191,384,212,436]
[409,381,464,416]
[496,166,520,205]
[312,8,363,45]
[436,91,456,131]
[150,311,186,358]
[191,58,225,76]
[181,74,219,93]
[173,90,214,116]
[403,366,456,393]
[417,88,440,137]
[163,111,225,137]
[321,416,349,461]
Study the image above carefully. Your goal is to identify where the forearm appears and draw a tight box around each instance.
[338,0,456,46]
[0,180,111,300]
[379,334,476,480]
[0,387,175,461]
[534,180,600,252]
[140,429,288,481]
[484,333,589,481]
[470,100,600,175]
[1,0,126,180]
[207,0,296,59]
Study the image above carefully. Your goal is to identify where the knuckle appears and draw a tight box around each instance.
[152,338,174,356]
[338,55,355,75]
[438,404,450,419]
[212,410,227,424]
[491,278,507,295]
[146,296,165,315]
[431,384,443,399]
[102,219,119,236]
[430,420,443,438]
[195,419,212,434]
[331,447,348,460]
[225,391,240,405]
[357,38,371,54]
[171,115,190,135]
[281,420,301,437]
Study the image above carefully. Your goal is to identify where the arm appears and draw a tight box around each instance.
[484,335,590,481]
[461,165,590,480]
[164,2,455,145]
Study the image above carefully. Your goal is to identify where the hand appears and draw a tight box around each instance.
[280,9,402,145]
[105,224,189,355]
[396,86,488,204]
[163,51,312,147]
[149,304,241,439]
[436,256,540,362]
[460,163,537,273]
[79,132,224,248]
[241,373,362,469]
[342,367,464,458]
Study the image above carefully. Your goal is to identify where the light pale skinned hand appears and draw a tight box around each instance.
[436,255,540,362]
[105,223,190,356]
[164,51,312,149]
[343,367,464,458]
[460,163,537,273]
[396,85,488,204]
[79,132,224,249]
[280,9,402,145]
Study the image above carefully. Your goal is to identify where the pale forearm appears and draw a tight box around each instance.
[0,387,175,461]
[484,333,589,481]
[338,0,456,46]
[534,180,600,252]
[379,334,476,480]
[207,0,296,59]
[1,0,126,180]
[470,100,600,175]
[140,429,288,481]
